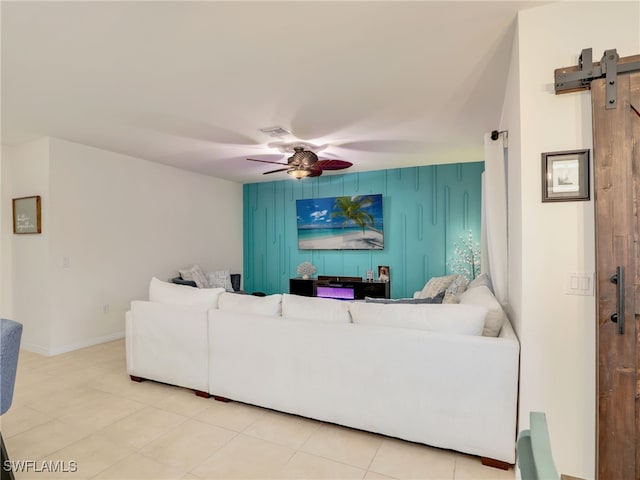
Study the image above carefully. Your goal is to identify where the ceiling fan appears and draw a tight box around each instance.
[246,146,353,179]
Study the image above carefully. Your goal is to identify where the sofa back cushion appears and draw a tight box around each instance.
[458,285,505,337]
[281,294,352,323]
[149,277,224,308]
[349,302,486,336]
[218,292,282,316]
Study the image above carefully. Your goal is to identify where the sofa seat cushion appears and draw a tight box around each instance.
[218,292,282,316]
[458,285,505,337]
[149,277,224,308]
[349,302,487,336]
[282,294,352,323]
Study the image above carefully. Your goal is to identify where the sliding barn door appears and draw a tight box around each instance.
[592,72,640,479]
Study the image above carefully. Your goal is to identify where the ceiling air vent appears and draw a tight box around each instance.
[259,126,291,137]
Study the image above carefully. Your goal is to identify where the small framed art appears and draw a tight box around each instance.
[378,265,390,283]
[542,149,590,202]
[13,195,42,234]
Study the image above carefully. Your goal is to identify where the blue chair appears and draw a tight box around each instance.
[517,411,560,480]
[1,318,23,480]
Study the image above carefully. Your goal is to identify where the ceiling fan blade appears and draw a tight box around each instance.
[246,158,289,166]
[263,167,292,175]
[314,159,353,171]
[307,168,323,177]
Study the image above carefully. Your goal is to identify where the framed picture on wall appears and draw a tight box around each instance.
[12,195,42,234]
[378,265,390,282]
[542,149,590,202]
[296,194,384,250]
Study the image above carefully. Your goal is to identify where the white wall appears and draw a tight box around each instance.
[506,2,640,478]
[2,139,52,349]
[1,147,10,317]
[3,137,243,354]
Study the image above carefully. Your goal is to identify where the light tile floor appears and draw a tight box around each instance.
[1,340,514,479]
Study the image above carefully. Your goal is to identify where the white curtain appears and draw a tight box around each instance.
[482,133,508,305]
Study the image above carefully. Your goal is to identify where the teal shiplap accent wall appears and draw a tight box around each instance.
[243,162,484,298]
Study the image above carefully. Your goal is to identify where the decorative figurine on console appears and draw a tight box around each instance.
[296,261,317,280]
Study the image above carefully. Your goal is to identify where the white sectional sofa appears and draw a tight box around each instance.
[125,277,520,465]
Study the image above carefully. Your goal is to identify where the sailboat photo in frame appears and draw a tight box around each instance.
[541,149,590,202]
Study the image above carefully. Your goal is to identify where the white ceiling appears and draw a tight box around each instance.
[1,1,546,184]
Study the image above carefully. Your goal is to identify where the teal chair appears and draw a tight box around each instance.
[517,412,560,480]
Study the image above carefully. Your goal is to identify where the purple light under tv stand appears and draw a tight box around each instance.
[316,285,355,300]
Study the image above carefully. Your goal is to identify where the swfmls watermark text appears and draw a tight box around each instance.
[3,460,78,473]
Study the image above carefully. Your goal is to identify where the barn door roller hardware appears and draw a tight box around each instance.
[555,48,640,109]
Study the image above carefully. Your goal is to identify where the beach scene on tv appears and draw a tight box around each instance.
[296,194,384,250]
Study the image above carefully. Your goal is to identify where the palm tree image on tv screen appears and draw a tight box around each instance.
[296,194,384,250]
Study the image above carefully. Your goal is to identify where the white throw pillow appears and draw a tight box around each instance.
[206,270,234,291]
[458,285,505,337]
[281,294,352,323]
[442,293,460,304]
[417,274,458,299]
[179,264,209,288]
[443,274,469,303]
[218,292,282,316]
[467,273,493,292]
[349,302,486,336]
[148,277,224,308]
[445,275,469,297]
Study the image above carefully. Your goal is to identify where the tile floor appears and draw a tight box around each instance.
[1,340,514,479]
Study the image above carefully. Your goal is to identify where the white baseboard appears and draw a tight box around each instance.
[21,331,125,357]
[20,342,50,356]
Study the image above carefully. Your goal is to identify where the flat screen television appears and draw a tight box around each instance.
[296,194,384,250]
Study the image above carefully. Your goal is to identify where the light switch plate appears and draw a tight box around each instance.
[565,272,594,296]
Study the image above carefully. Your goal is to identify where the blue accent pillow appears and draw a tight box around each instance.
[171,276,197,288]
[365,291,445,304]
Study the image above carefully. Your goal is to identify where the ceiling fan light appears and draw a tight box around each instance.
[287,168,310,179]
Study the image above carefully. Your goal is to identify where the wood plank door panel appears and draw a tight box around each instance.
[592,72,640,479]
[632,73,640,477]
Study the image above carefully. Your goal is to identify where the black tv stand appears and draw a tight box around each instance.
[289,276,390,300]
